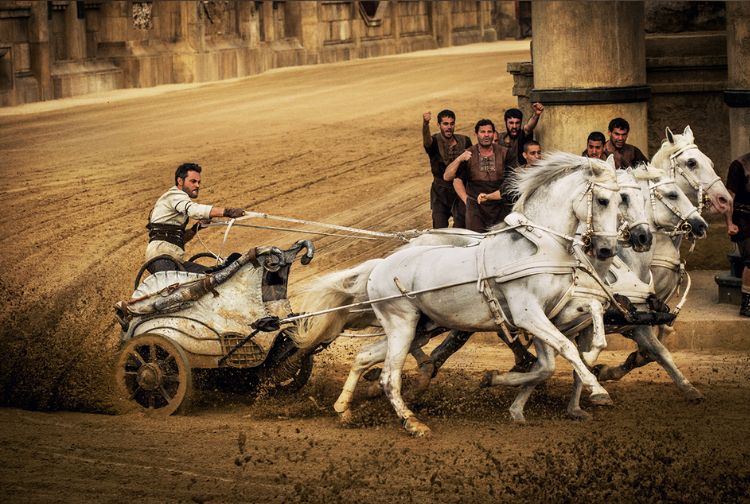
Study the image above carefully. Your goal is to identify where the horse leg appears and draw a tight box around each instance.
[498,330,537,372]
[407,331,438,399]
[513,307,612,406]
[593,346,650,381]
[630,325,704,402]
[567,329,592,421]
[507,342,556,424]
[333,338,387,423]
[425,330,473,376]
[580,301,606,365]
[482,338,555,389]
[566,372,591,421]
[377,310,430,436]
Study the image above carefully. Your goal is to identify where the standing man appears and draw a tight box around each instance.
[604,118,649,169]
[146,162,245,273]
[444,119,516,232]
[423,110,472,228]
[583,131,607,160]
[726,152,750,317]
[498,102,544,167]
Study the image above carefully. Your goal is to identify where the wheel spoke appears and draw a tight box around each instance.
[148,392,155,409]
[159,385,173,403]
[129,350,146,367]
[129,385,141,400]
[149,344,156,363]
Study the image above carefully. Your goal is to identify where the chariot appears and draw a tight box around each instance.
[113,240,316,415]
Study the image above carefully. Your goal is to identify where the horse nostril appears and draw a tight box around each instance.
[638,233,648,244]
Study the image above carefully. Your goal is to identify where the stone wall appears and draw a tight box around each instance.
[0,0,501,107]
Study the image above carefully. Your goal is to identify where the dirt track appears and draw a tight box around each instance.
[1,41,749,502]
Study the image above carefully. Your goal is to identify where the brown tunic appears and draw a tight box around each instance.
[604,140,649,169]
[498,130,528,168]
[457,144,516,232]
[727,153,750,246]
[425,133,472,228]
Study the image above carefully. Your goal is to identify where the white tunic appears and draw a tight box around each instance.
[145,186,213,262]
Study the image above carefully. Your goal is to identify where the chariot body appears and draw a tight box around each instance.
[113,241,316,415]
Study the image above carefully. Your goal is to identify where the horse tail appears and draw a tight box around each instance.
[293,259,380,349]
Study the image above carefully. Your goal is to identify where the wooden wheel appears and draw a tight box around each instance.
[115,334,193,415]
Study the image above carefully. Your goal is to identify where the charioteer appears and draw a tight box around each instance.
[145,162,245,273]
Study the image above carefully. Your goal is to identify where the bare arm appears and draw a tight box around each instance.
[422,112,433,148]
[477,190,501,205]
[453,178,468,204]
[444,150,472,182]
[727,190,738,235]
[522,102,544,135]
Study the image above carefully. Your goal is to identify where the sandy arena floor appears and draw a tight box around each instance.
[0,41,748,502]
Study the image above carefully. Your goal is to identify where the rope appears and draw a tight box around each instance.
[230,211,419,241]
[206,221,382,240]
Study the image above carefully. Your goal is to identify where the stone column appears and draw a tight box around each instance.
[726,1,750,159]
[262,1,274,42]
[432,1,452,48]
[529,1,649,154]
[64,0,85,60]
[28,1,51,101]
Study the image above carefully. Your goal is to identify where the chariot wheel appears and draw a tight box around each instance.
[273,353,314,394]
[115,334,193,415]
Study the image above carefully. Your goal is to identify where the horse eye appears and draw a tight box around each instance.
[667,192,679,200]
[597,198,609,206]
[621,194,630,205]
[686,158,697,169]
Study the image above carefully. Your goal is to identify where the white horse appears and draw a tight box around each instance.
[296,153,623,435]
[487,165,707,420]
[408,127,728,410]
[592,126,732,398]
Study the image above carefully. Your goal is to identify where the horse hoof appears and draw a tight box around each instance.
[338,409,354,425]
[509,410,526,424]
[567,408,592,421]
[684,387,705,403]
[589,392,614,407]
[403,417,431,437]
[480,371,498,388]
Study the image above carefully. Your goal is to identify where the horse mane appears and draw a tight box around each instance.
[651,127,695,168]
[507,151,617,214]
[631,164,665,181]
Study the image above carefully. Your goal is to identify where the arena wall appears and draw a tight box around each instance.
[0,0,503,107]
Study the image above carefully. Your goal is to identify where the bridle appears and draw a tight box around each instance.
[579,180,624,251]
[647,178,700,237]
[615,179,649,247]
[667,144,721,215]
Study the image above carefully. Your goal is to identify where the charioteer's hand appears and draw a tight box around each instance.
[458,150,472,162]
[423,111,432,124]
[223,207,245,219]
[728,222,739,236]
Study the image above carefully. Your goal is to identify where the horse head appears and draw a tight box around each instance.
[617,167,652,252]
[634,165,708,240]
[653,126,732,215]
[511,152,622,260]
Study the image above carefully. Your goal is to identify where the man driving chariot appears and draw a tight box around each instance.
[145,162,245,273]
